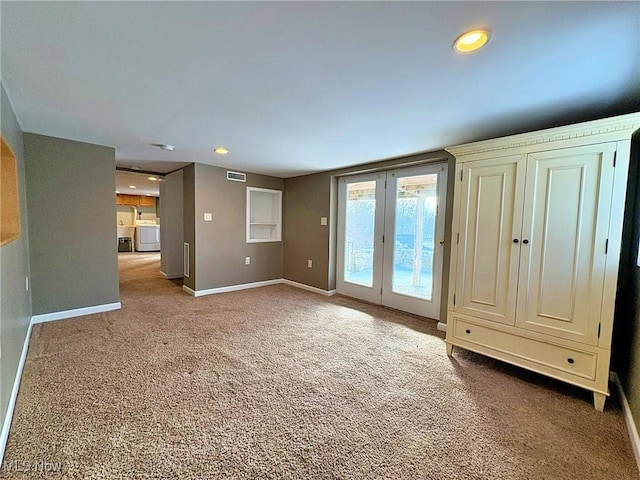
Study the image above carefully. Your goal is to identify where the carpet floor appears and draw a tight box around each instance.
[2,253,638,479]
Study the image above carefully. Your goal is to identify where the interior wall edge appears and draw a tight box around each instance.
[0,321,32,465]
[610,372,640,473]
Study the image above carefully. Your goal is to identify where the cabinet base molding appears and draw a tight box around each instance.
[446,314,610,411]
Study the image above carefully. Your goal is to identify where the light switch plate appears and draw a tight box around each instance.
[204,213,213,222]
[245,256,251,265]
[308,259,313,268]
[320,217,327,226]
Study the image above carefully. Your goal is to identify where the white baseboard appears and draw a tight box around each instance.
[161,271,183,280]
[282,279,336,296]
[183,279,282,297]
[183,278,338,297]
[611,371,640,473]
[437,322,447,332]
[182,285,197,296]
[31,302,122,324]
[0,321,33,463]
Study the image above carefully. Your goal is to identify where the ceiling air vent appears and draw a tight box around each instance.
[227,171,246,182]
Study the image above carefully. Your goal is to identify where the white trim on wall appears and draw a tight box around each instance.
[437,322,447,332]
[161,271,183,280]
[183,279,282,297]
[183,278,337,297]
[282,279,336,296]
[0,322,33,463]
[31,302,121,324]
[611,372,640,473]
[182,285,197,296]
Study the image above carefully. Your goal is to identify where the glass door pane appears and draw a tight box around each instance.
[344,181,377,287]
[336,172,385,305]
[391,174,438,300]
[382,164,447,320]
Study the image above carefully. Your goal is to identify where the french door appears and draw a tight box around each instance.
[336,163,447,319]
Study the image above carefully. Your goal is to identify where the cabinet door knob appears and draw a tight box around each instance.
[567,358,575,364]
[465,329,471,334]
[522,239,529,244]
[513,239,519,243]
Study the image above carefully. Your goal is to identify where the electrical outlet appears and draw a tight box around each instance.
[320,217,327,226]
[204,212,212,222]
[245,257,251,265]
[308,259,313,268]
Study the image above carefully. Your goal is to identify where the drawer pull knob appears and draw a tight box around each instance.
[465,329,471,334]
[567,358,575,364]
[513,239,519,243]
[523,239,530,244]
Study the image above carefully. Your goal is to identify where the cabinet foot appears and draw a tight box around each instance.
[593,392,606,412]
[446,343,454,356]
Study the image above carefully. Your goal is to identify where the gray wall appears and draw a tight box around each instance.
[283,150,454,320]
[0,83,31,430]
[160,170,184,279]
[283,172,333,291]
[613,129,640,432]
[182,164,196,291]
[23,133,119,315]
[185,163,283,291]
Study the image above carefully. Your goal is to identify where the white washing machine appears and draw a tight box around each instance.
[135,220,160,251]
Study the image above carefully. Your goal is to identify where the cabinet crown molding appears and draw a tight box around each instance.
[447,112,640,158]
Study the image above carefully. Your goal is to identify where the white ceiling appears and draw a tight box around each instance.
[115,170,161,197]
[1,2,638,178]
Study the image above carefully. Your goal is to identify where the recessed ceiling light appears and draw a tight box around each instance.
[115,190,120,194]
[146,194,152,196]
[148,176,158,181]
[454,29,490,53]
[129,185,137,189]
[214,147,229,155]
[131,166,141,171]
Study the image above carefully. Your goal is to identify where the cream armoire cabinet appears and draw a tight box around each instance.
[445,113,639,411]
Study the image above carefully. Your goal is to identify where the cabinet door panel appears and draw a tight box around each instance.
[455,155,526,325]
[516,144,616,345]
[122,194,139,206]
[138,195,154,206]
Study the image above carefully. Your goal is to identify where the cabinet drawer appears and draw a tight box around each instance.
[452,318,597,380]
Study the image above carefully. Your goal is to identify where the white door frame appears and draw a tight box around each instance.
[336,163,448,319]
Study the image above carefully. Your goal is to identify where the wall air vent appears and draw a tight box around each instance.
[227,171,247,182]
[183,242,190,278]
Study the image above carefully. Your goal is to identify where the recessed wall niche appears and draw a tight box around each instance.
[1,136,20,246]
